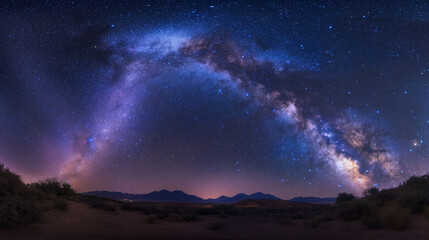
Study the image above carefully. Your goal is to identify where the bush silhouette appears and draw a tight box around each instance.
[339,199,375,221]
[0,163,41,227]
[400,175,429,192]
[336,193,355,204]
[0,196,41,227]
[397,190,428,213]
[363,187,379,198]
[29,178,75,198]
[370,189,398,204]
[0,164,26,195]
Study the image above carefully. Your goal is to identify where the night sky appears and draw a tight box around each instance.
[0,1,428,199]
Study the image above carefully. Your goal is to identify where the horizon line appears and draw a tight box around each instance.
[80,189,338,200]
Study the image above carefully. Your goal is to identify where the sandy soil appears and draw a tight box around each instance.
[1,201,429,240]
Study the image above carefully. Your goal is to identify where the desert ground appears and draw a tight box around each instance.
[2,199,429,240]
[3,168,429,240]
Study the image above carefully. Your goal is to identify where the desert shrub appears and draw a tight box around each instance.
[29,178,75,198]
[147,215,156,224]
[400,175,429,192]
[339,199,375,221]
[361,215,384,229]
[370,189,398,205]
[0,164,42,227]
[25,187,47,202]
[60,183,75,197]
[383,204,411,230]
[54,199,69,211]
[336,193,355,204]
[397,191,428,213]
[207,222,225,230]
[0,196,41,227]
[0,164,26,195]
[363,187,379,198]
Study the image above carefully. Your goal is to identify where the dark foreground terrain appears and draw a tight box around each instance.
[1,198,429,240]
[3,163,429,239]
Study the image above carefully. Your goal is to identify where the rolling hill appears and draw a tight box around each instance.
[82,190,280,203]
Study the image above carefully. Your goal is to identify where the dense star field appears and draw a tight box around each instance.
[0,1,428,199]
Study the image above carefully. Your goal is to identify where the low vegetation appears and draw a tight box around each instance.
[0,194,41,227]
[0,163,75,227]
[337,175,429,230]
[2,161,429,232]
[29,178,75,198]
[0,163,41,227]
[336,193,355,204]
[339,199,376,221]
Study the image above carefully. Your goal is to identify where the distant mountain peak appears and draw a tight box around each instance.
[82,190,281,203]
[234,193,248,197]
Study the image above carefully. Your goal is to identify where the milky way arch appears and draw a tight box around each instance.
[60,29,400,194]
